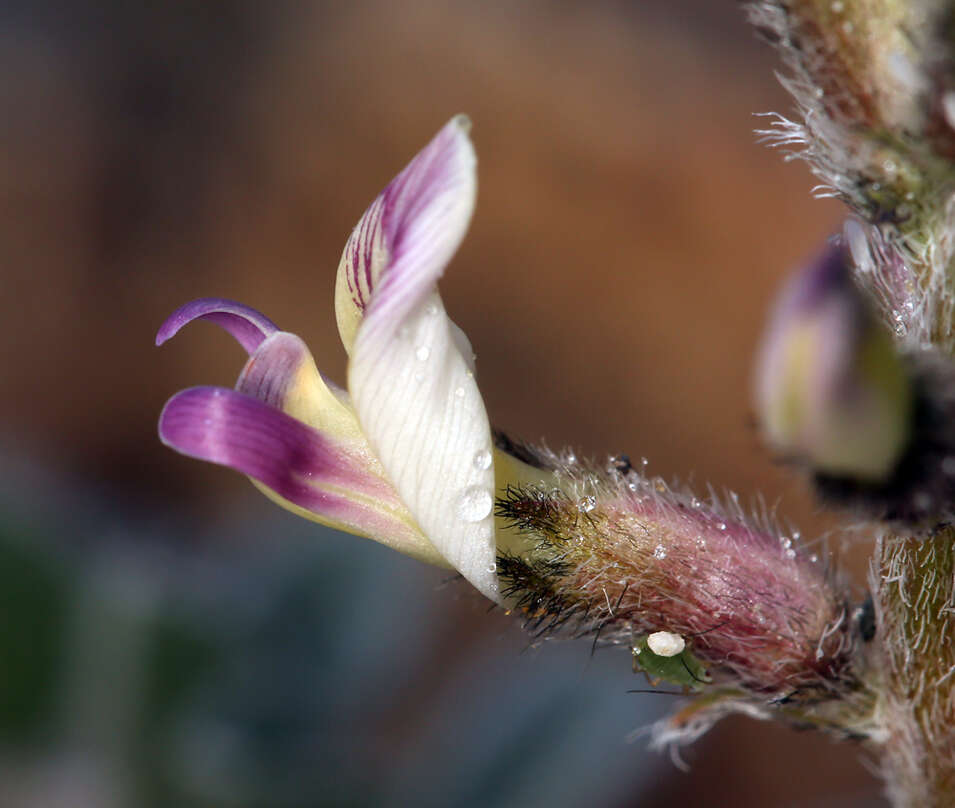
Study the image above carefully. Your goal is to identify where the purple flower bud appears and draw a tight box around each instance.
[755,240,913,481]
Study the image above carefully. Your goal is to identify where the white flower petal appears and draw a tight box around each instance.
[346,117,501,602]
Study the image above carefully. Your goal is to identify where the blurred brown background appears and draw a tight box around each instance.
[1,1,885,806]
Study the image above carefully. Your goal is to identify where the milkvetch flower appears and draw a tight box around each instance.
[157,116,540,603]
[158,117,864,741]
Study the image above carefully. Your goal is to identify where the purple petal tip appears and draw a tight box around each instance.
[156,298,279,354]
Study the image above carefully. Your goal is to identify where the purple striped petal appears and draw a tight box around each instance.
[159,386,437,557]
[335,115,477,353]
[346,118,502,602]
[235,332,311,409]
[156,298,279,355]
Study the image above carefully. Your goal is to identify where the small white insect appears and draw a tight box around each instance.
[647,630,686,658]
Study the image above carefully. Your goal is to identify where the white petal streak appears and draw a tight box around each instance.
[348,118,499,601]
[352,292,498,602]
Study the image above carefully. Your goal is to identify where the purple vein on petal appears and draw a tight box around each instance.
[338,117,473,331]
[235,332,309,409]
[156,298,279,355]
[363,116,475,344]
[158,386,394,519]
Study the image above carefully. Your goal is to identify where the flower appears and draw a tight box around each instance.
[158,117,865,732]
[754,238,913,481]
[157,117,539,604]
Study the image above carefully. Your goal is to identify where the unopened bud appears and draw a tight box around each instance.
[755,241,913,482]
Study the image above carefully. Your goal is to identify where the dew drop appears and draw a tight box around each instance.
[458,486,493,522]
[454,386,465,398]
[473,449,492,471]
[691,497,702,509]
[578,495,597,513]
[786,549,796,559]
[781,536,792,550]
[653,544,667,560]
[810,554,819,563]
[717,522,727,531]
[425,302,439,316]
[415,345,431,362]
[486,562,498,573]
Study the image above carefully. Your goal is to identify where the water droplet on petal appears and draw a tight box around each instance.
[415,345,431,362]
[426,303,439,316]
[653,544,667,560]
[458,486,492,522]
[717,522,727,531]
[578,495,597,513]
[454,386,465,398]
[473,449,492,471]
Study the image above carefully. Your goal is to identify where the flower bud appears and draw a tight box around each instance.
[495,461,856,704]
[755,241,913,482]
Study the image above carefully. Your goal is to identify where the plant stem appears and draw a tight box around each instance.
[875,527,955,806]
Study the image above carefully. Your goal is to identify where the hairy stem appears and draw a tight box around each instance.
[875,527,955,806]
